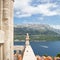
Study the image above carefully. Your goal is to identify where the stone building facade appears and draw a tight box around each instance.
[0,0,14,60]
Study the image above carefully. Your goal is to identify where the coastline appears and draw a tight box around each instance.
[14,39,60,42]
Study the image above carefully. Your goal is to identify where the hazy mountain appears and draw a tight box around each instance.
[14,24,60,35]
[49,25,60,34]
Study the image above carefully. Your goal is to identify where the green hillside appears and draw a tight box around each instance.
[14,24,60,41]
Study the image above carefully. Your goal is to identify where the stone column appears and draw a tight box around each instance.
[3,0,11,60]
[3,0,14,60]
[0,30,5,60]
[9,0,14,60]
[0,44,4,60]
[0,0,3,29]
[0,44,1,58]
[1,44,4,60]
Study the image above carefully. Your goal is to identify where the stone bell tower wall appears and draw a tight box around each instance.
[0,0,14,60]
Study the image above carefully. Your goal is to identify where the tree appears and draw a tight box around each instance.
[56,53,60,57]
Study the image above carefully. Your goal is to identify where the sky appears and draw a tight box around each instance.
[14,0,60,29]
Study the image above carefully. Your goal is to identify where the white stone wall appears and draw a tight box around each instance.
[0,30,4,43]
[0,0,14,60]
[0,0,3,29]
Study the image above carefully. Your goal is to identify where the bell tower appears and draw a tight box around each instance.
[22,33,37,60]
[25,33,30,45]
[0,0,14,60]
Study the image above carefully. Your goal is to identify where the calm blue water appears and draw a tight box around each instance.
[14,41,60,56]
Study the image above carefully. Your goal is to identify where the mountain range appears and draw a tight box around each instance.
[14,24,60,35]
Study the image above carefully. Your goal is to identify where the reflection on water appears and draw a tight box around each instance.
[40,45,48,48]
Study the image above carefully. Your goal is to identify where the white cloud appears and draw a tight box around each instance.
[15,11,31,18]
[36,3,58,16]
[50,25,60,29]
[36,0,50,3]
[22,21,41,24]
[14,0,60,18]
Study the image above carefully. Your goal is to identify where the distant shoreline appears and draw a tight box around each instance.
[14,40,60,42]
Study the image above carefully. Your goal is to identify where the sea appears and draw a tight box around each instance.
[14,40,60,57]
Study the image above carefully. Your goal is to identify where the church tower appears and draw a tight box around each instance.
[22,33,37,60]
[0,0,14,60]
